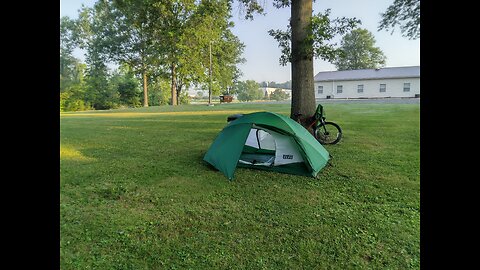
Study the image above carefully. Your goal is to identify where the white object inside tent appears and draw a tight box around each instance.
[242,126,304,166]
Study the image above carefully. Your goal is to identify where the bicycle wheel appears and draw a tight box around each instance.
[314,121,342,145]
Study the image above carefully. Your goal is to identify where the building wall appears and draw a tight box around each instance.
[314,77,420,99]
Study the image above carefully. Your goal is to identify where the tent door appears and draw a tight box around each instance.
[240,126,304,167]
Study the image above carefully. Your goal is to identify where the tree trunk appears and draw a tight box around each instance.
[142,70,149,107]
[171,63,178,106]
[176,83,183,104]
[290,0,316,122]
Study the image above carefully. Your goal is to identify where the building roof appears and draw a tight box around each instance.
[314,66,420,82]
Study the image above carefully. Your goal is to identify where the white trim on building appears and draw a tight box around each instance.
[314,66,420,99]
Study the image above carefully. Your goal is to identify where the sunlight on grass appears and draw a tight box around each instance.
[60,145,96,162]
[60,110,263,118]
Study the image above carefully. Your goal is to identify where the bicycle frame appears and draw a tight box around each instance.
[305,117,320,130]
[299,104,330,137]
[304,115,325,130]
[296,105,324,130]
[297,104,342,145]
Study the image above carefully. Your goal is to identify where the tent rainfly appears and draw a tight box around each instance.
[203,111,330,180]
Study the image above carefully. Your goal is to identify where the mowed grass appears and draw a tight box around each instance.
[60,102,420,269]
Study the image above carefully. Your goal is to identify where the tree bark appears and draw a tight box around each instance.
[142,70,149,107]
[171,63,178,106]
[290,0,316,122]
[176,83,183,104]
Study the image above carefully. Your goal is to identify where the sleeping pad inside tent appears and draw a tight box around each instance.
[203,111,330,180]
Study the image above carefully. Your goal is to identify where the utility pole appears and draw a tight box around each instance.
[208,41,213,106]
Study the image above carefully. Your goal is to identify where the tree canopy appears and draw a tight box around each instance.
[234,80,263,101]
[60,0,246,111]
[268,9,360,66]
[333,28,386,71]
[259,80,291,89]
[269,88,290,101]
[378,0,420,40]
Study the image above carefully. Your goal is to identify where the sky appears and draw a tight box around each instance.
[60,0,420,83]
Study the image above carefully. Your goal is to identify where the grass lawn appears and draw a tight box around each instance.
[60,102,420,269]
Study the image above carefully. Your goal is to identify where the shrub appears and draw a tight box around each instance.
[65,99,90,112]
[179,92,191,105]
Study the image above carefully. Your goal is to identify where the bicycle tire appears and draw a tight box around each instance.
[314,121,342,145]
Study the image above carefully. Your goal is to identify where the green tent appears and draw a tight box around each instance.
[203,111,330,180]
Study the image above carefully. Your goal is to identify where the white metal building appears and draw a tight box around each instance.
[314,66,420,100]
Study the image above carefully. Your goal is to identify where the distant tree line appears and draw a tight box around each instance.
[189,79,290,102]
[258,80,292,89]
[229,80,290,102]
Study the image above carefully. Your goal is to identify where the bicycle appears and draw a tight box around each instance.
[295,104,342,145]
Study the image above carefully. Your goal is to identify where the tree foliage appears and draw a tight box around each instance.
[60,0,246,110]
[147,76,174,106]
[378,0,420,40]
[60,16,80,79]
[60,0,371,115]
[269,88,290,101]
[60,14,142,111]
[234,80,263,101]
[60,16,91,111]
[153,0,245,104]
[333,28,386,71]
[60,16,84,92]
[103,0,244,105]
[76,4,120,110]
[110,65,142,107]
[268,9,360,66]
